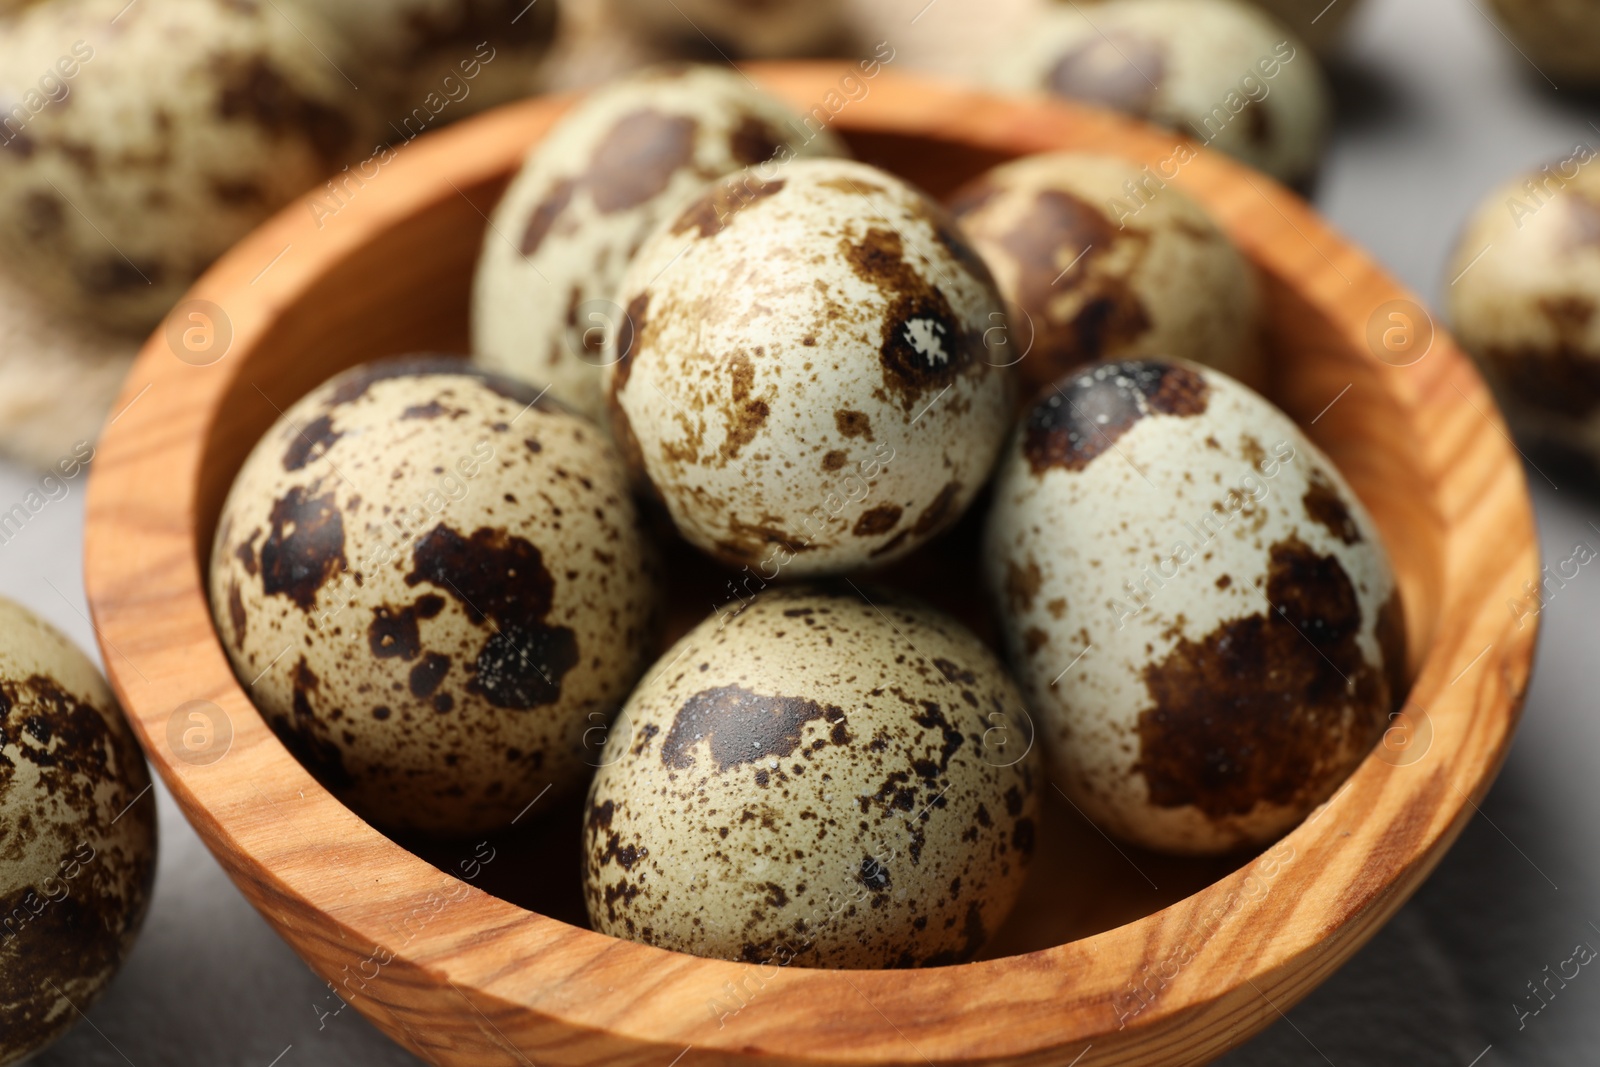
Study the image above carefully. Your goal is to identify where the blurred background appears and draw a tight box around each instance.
[1,0,1596,1062]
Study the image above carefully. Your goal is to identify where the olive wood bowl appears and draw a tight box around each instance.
[83,63,1539,1067]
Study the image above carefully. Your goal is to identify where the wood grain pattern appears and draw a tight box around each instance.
[82,65,1539,1067]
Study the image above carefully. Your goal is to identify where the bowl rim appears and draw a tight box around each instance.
[83,62,1539,1067]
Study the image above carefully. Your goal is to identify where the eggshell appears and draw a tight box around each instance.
[209,357,661,835]
[604,157,1013,576]
[608,0,847,57]
[950,151,1262,397]
[472,65,847,423]
[1446,163,1600,463]
[1487,0,1600,86]
[583,583,1039,968]
[984,359,1405,854]
[0,0,373,332]
[0,596,156,1067]
[0,263,136,469]
[305,0,559,117]
[996,0,1329,187]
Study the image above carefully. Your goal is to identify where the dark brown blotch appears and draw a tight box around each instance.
[259,485,347,613]
[586,110,698,214]
[1302,467,1361,545]
[853,505,903,536]
[1046,30,1166,117]
[671,176,786,240]
[1135,536,1392,820]
[519,176,576,256]
[1022,359,1209,474]
[661,684,849,772]
[406,525,578,709]
[212,53,354,167]
[843,228,977,406]
[282,413,341,472]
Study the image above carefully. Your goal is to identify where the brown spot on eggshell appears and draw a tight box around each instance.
[822,450,847,471]
[212,53,354,168]
[987,189,1151,380]
[367,595,445,661]
[718,350,772,461]
[661,684,849,772]
[227,581,247,650]
[611,293,649,398]
[234,534,259,577]
[259,485,347,613]
[401,399,459,420]
[834,409,873,439]
[1005,558,1042,612]
[843,228,976,407]
[730,114,785,166]
[853,505,903,536]
[1483,295,1600,418]
[1135,536,1390,820]
[1023,360,1208,474]
[670,176,786,239]
[282,413,341,471]
[405,525,579,709]
[1302,468,1362,545]
[409,652,451,698]
[586,110,698,214]
[518,176,577,256]
[1046,30,1166,116]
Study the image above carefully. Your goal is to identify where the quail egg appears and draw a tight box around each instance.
[1487,0,1600,86]
[984,359,1405,854]
[0,263,137,469]
[604,158,1013,576]
[0,0,372,332]
[609,0,847,58]
[209,357,661,835]
[1446,161,1600,463]
[950,152,1263,396]
[0,596,156,1067]
[583,583,1038,968]
[996,0,1329,188]
[301,0,560,119]
[472,65,847,423]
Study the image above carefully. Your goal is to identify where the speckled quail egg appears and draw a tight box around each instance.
[472,66,847,424]
[609,0,847,58]
[1245,0,1363,54]
[1487,0,1600,86]
[1446,161,1600,463]
[0,262,137,469]
[583,583,1038,968]
[209,357,661,835]
[996,0,1329,188]
[950,152,1263,397]
[0,596,156,1067]
[296,0,559,119]
[0,0,372,332]
[603,158,1013,576]
[983,359,1405,854]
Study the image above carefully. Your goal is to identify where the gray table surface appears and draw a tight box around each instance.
[7,0,1597,1062]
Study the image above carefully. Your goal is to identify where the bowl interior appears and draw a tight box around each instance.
[188,121,1445,957]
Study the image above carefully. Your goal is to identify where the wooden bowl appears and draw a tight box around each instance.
[83,64,1539,1066]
